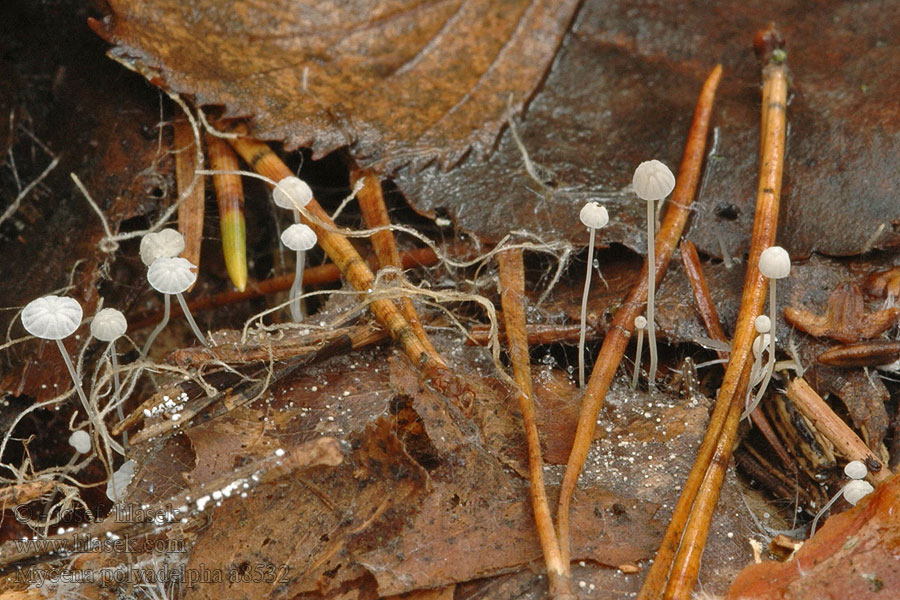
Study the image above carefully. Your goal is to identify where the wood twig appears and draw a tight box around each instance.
[227,131,445,373]
[647,27,789,599]
[680,239,792,467]
[496,249,571,600]
[467,322,590,346]
[557,64,723,567]
[352,169,445,367]
[174,118,205,277]
[786,377,891,482]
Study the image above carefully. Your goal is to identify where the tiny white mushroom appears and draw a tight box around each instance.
[633,160,675,389]
[844,460,868,480]
[68,430,92,454]
[632,315,648,389]
[139,228,185,266]
[272,176,313,215]
[106,459,136,502]
[22,297,123,456]
[754,245,791,408]
[142,257,209,352]
[578,202,609,387]
[22,295,90,407]
[741,331,772,420]
[843,479,874,505]
[810,470,875,537]
[91,307,128,442]
[281,223,318,321]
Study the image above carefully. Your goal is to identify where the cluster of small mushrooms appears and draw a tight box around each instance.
[21,162,873,525]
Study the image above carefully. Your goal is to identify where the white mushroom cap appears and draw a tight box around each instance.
[90,308,127,342]
[634,315,648,330]
[106,459,136,502]
[759,246,791,279]
[844,460,868,480]
[281,223,317,251]
[752,333,772,358]
[843,479,874,506]
[754,315,772,334]
[273,176,313,210]
[139,229,185,266]
[68,430,91,454]
[22,296,83,340]
[147,257,198,294]
[579,202,609,229]
[633,160,676,201]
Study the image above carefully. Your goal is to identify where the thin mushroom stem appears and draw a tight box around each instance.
[289,250,306,321]
[142,294,170,356]
[55,339,95,429]
[632,321,645,390]
[646,199,658,389]
[578,227,597,388]
[557,65,722,568]
[754,279,778,405]
[55,340,124,460]
[175,293,210,348]
[109,344,127,447]
[808,487,845,538]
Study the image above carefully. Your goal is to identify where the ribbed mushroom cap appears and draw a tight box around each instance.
[22,295,83,340]
[579,202,609,229]
[68,430,91,454]
[90,308,127,342]
[147,257,197,294]
[843,479,874,505]
[633,160,676,201]
[759,246,791,279]
[281,223,318,251]
[140,229,185,266]
[273,176,313,210]
[634,315,648,329]
[843,460,868,480]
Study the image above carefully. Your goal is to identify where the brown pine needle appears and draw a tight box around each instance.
[680,240,792,468]
[353,169,446,367]
[557,64,723,567]
[226,131,445,372]
[652,27,789,599]
[207,133,248,291]
[786,377,891,483]
[496,248,572,600]
[174,118,205,278]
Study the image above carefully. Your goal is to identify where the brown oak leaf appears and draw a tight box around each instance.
[90,0,580,170]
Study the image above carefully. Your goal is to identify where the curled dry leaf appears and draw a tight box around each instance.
[90,0,581,170]
[727,471,900,599]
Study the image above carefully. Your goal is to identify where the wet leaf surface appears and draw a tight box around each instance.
[395,0,900,259]
[727,471,900,600]
[92,0,580,171]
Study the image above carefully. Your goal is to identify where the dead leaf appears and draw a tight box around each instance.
[727,471,900,599]
[395,0,900,258]
[784,281,900,343]
[91,0,581,170]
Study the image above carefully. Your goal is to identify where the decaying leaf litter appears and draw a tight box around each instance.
[2,1,900,599]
